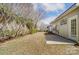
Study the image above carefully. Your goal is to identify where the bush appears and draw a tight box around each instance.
[0,30,4,37]
[30,28,37,34]
[2,29,16,38]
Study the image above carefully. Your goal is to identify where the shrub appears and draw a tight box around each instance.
[0,30,4,37]
[30,28,37,34]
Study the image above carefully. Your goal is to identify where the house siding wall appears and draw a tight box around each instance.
[77,13,79,43]
[52,7,79,42]
[59,24,68,37]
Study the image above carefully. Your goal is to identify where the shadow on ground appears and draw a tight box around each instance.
[44,32,76,44]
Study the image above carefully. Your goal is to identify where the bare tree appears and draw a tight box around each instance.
[4,3,46,29]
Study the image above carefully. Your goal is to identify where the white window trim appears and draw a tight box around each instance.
[69,15,78,20]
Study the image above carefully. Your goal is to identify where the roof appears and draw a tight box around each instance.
[51,3,79,24]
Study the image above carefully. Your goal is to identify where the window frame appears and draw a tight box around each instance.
[60,19,67,25]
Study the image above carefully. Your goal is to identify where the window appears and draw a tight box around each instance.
[60,19,67,25]
[71,19,76,37]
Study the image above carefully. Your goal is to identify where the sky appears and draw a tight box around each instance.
[33,3,74,25]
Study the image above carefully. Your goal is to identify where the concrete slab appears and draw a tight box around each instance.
[46,41,75,44]
[45,33,76,44]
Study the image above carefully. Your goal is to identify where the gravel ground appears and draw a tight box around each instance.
[0,32,79,55]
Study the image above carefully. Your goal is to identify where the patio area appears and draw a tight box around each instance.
[45,33,76,44]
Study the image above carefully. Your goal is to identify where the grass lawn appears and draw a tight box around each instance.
[0,32,79,55]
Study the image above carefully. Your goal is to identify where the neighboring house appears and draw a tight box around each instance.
[38,23,48,31]
[47,25,52,32]
[51,3,79,43]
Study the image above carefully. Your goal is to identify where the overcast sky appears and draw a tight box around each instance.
[33,3,74,24]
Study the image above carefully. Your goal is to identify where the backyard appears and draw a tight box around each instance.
[0,32,79,55]
[0,3,79,55]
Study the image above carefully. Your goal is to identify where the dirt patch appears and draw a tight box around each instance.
[0,32,79,55]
